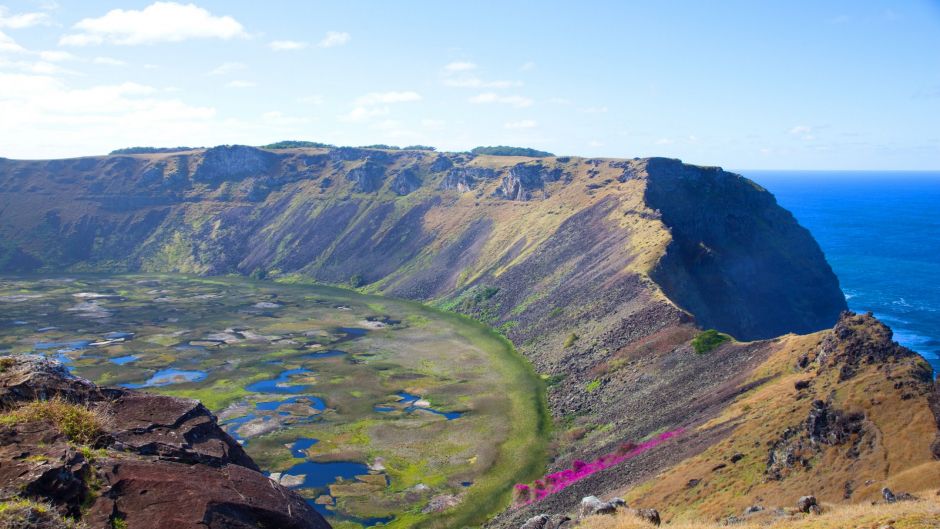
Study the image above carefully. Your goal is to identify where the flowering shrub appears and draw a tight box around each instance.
[513,429,683,506]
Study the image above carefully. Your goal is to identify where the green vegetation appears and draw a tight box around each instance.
[564,332,579,348]
[0,398,105,445]
[0,356,14,372]
[0,498,82,529]
[359,144,401,150]
[691,329,731,354]
[112,517,128,529]
[260,140,335,149]
[585,379,601,393]
[470,145,555,157]
[0,274,548,529]
[402,145,437,151]
[109,146,195,155]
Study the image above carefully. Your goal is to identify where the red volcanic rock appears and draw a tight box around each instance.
[0,355,330,529]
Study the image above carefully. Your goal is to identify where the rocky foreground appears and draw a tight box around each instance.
[0,355,329,529]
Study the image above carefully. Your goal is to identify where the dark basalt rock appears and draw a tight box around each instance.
[346,161,387,193]
[645,157,847,340]
[493,162,566,201]
[193,145,279,184]
[805,399,865,446]
[0,356,330,529]
[390,166,422,196]
[429,155,454,173]
[440,166,496,191]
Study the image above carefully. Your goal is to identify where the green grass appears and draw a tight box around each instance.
[691,329,731,354]
[0,397,106,445]
[585,379,601,393]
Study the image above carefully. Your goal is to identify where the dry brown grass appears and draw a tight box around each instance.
[0,397,108,445]
[618,332,940,521]
[582,491,940,529]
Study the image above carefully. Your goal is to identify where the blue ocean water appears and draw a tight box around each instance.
[743,171,940,375]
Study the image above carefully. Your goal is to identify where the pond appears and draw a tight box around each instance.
[0,274,547,529]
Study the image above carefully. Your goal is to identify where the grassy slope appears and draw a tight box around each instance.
[617,319,939,524]
[582,491,940,529]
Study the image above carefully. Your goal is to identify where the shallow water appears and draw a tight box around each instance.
[245,368,314,394]
[124,368,207,388]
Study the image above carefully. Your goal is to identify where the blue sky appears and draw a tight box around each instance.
[0,1,938,169]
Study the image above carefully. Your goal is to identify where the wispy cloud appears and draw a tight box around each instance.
[0,29,25,53]
[318,30,350,48]
[354,91,421,105]
[789,125,816,140]
[208,62,246,76]
[340,106,390,122]
[269,40,307,51]
[93,56,125,66]
[226,79,255,88]
[468,92,533,108]
[444,61,476,72]
[0,6,51,29]
[504,119,537,129]
[59,2,247,46]
[520,61,536,71]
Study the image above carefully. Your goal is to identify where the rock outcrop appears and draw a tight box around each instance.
[0,355,330,529]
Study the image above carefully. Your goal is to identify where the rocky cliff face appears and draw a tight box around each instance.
[0,355,330,529]
[0,145,869,525]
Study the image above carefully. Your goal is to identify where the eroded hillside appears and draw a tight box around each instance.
[3,145,931,528]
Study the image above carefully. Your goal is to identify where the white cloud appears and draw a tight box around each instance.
[269,40,307,51]
[262,111,309,126]
[354,91,421,105]
[444,61,476,72]
[442,76,521,88]
[0,72,217,158]
[340,106,390,122]
[208,61,245,76]
[93,56,125,66]
[318,30,350,48]
[59,2,247,46]
[421,118,445,129]
[504,119,537,129]
[226,79,255,88]
[468,92,533,108]
[0,29,25,53]
[38,50,76,62]
[789,125,816,141]
[0,6,50,29]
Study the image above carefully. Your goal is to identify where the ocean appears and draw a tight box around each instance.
[743,171,940,376]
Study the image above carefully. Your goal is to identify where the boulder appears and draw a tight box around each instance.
[578,496,623,518]
[634,508,661,526]
[0,355,329,529]
[796,495,818,513]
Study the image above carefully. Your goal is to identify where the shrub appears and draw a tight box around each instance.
[0,498,84,529]
[691,329,731,354]
[0,357,15,372]
[109,146,195,155]
[260,140,334,149]
[402,145,436,151]
[585,379,601,393]
[0,397,106,445]
[563,333,579,348]
[470,146,554,157]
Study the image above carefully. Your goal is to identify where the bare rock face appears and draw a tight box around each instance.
[193,145,279,184]
[0,355,330,529]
